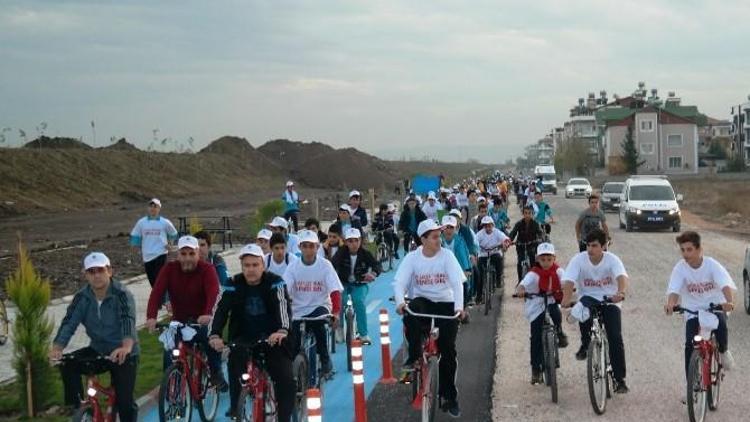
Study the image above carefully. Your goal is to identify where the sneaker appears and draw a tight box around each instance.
[210,369,229,392]
[613,379,629,394]
[359,335,372,345]
[443,399,461,418]
[321,360,334,378]
[531,368,544,385]
[557,331,569,348]
[721,350,734,371]
[575,345,587,361]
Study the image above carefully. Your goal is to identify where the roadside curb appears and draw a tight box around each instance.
[136,385,160,420]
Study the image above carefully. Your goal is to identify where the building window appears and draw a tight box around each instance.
[668,156,683,168]
[667,134,683,147]
[640,143,655,155]
[640,120,654,132]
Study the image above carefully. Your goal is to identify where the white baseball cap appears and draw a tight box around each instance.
[268,216,288,229]
[256,229,272,240]
[449,209,462,219]
[417,219,443,237]
[83,252,110,270]
[481,216,495,226]
[239,243,264,259]
[177,235,199,250]
[149,198,162,207]
[441,215,457,227]
[338,204,351,213]
[477,196,486,203]
[536,242,556,257]
[349,190,361,198]
[427,192,437,200]
[286,180,294,187]
[344,227,361,240]
[298,229,320,244]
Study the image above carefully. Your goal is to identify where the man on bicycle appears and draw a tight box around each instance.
[145,235,225,389]
[663,231,736,380]
[50,252,139,421]
[129,198,178,287]
[575,194,610,252]
[373,203,400,259]
[475,216,510,304]
[393,219,467,418]
[515,243,568,385]
[508,205,544,283]
[332,228,382,345]
[531,191,554,240]
[561,228,630,394]
[283,230,343,377]
[398,197,427,254]
[209,244,295,421]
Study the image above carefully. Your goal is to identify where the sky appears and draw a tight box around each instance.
[1,0,749,163]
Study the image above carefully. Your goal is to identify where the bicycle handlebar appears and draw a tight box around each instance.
[54,354,112,365]
[512,291,559,299]
[404,305,461,320]
[672,303,723,315]
[294,314,335,321]
[226,339,271,352]
[156,321,203,331]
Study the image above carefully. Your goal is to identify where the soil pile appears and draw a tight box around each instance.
[103,138,139,151]
[24,136,92,149]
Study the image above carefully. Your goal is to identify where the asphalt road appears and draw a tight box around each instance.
[492,194,750,421]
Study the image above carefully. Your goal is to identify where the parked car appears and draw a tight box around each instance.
[618,175,682,232]
[564,178,592,198]
[743,246,750,314]
[601,182,625,212]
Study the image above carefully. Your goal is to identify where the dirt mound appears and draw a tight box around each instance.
[104,138,139,151]
[24,136,92,149]
[200,135,255,155]
[293,147,399,191]
[258,139,336,169]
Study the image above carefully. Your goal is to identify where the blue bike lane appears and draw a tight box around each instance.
[142,263,404,421]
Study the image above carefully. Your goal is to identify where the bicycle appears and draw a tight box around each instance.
[672,304,725,422]
[479,246,502,316]
[293,314,334,422]
[403,304,461,422]
[513,292,560,403]
[375,229,395,272]
[343,297,356,372]
[56,354,117,422]
[157,321,220,422]
[514,241,537,286]
[0,295,9,345]
[229,340,279,422]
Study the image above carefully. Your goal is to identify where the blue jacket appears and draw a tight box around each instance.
[442,233,472,271]
[53,280,139,356]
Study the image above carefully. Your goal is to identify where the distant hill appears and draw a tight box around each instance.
[103,138,139,151]
[24,136,92,150]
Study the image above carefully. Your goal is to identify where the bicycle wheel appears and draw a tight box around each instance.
[236,387,257,422]
[543,328,558,403]
[422,357,439,422]
[0,299,8,345]
[292,355,308,422]
[483,269,491,316]
[196,362,219,421]
[687,350,707,422]
[586,336,608,414]
[345,308,354,372]
[377,243,389,271]
[71,405,94,422]
[159,364,193,422]
[707,338,722,411]
[329,323,336,354]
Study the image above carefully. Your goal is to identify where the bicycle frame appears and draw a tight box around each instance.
[295,315,333,386]
[163,323,211,404]
[233,341,276,422]
[58,354,117,422]
[673,305,724,393]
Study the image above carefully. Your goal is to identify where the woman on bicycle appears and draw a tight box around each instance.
[663,231,736,379]
[475,216,510,304]
[515,243,568,385]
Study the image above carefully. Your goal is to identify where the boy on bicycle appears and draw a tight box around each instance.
[561,228,630,394]
[663,231,736,380]
[475,216,510,304]
[373,202,400,259]
[531,191,554,240]
[508,205,544,283]
[515,243,568,385]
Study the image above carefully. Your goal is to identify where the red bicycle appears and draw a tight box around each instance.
[672,305,725,422]
[157,322,220,422]
[58,354,117,422]
[229,340,279,422]
[403,304,461,422]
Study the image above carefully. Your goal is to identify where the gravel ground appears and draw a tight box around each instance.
[492,194,750,421]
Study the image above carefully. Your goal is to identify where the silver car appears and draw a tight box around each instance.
[601,182,625,212]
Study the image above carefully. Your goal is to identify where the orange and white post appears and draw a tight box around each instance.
[351,339,367,422]
[306,388,322,422]
[378,309,397,384]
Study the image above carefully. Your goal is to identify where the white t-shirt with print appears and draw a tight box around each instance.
[666,257,736,320]
[393,246,466,312]
[283,256,343,319]
[421,201,442,222]
[562,251,627,304]
[475,228,509,257]
[520,268,565,321]
[130,216,178,263]
[264,252,299,279]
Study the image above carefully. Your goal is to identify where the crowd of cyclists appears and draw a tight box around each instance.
[48,171,737,421]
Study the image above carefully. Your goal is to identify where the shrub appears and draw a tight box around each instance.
[248,200,285,238]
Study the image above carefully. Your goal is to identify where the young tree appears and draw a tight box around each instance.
[621,124,646,174]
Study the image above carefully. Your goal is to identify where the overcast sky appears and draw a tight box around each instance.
[2,1,749,163]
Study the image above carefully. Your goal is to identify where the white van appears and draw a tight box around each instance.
[618,175,682,232]
[534,165,558,195]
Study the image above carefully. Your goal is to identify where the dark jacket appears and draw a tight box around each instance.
[508,218,544,248]
[330,218,364,239]
[331,247,382,285]
[54,280,139,356]
[210,271,293,355]
[398,206,427,234]
[349,206,369,227]
[372,211,395,232]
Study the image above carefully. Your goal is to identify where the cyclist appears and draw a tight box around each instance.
[515,243,568,385]
[398,196,427,254]
[322,225,344,260]
[145,235,226,389]
[347,190,369,228]
[441,215,473,309]
[269,216,301,256]
[50,252,138,421]
[488,197,510,233]
[561,228,630,394]
[531,191,554,240]
[282,180,301,232]
[449,209,479,305]
[508,206,544,283]
[470,202,489,233]
[195,230,231,291]
[255,228,273,255]
[663,231,736,382]
[475,216,510,304]
[305,217,328,244]
[283,230,343,377]
[332,228,382,345]
[209,244,295,422]
[394,219,466,418]
[373,203,400,259]
[575,194,610,252]
[265,232,299,277]
[129,198,178,287]
[422,192,443,222]
[331,204,364,239]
